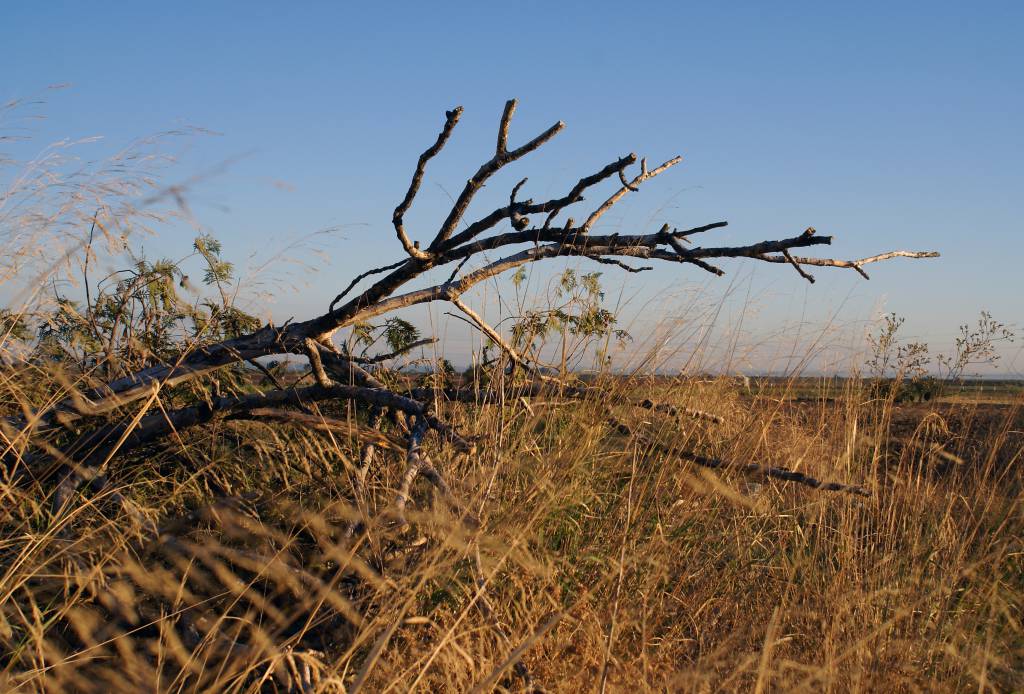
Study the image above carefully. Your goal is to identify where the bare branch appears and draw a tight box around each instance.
[35,378,477,501]
[583,156,682,232]
[350,337,437,365]
[429,100,564,250]
[346,230,835,324]
[617,167,639,192]
[496,99,516,155]
[782,249,816,283]
[8,101,940,447]
[393,106,463,259]
[608,414,868,496]
[442,153,635,248]
[317,345,387,388]
[394,415,429,530]
[542,153,637,229]
[357,406,384,482]
[665,231,726,276]
[444,255,472,284]
[448,295,554,381]
[673,221,729,238]
[585,256,652,273]
[304,338,333,387]
[508,177,530,231]
[312,345,474,452]
[328,259,407,313]
[246,357,287,391]
[240,407,406,453]
[758,249,941,280]
[636,398,724,424]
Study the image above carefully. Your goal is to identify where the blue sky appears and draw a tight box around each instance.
[4,2,1022,373]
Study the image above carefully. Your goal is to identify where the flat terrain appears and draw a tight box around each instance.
[2,374,1021,691]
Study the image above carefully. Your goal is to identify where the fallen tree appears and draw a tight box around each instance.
[1,98,946,692]
[6,99,938,507]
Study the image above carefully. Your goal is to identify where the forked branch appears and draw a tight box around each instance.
[10,99,940,505]
[392,107,464,259]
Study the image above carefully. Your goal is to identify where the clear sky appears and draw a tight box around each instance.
[4,2,1022,374]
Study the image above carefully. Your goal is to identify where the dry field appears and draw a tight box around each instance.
[1,95,1019,692]
[1,371,1021,692]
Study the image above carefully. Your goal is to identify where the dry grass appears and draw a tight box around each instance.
[0,370,1021,692]
[1,96,1021,693]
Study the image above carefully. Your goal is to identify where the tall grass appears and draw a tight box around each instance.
[2,363,1020,691]
[1,100,1021,692]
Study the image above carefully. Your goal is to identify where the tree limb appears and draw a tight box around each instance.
[393,107,463,260]
[8,100,939,448]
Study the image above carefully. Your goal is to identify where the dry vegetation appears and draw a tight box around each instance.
[1,96,1021,692]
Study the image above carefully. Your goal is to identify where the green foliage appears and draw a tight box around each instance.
[0,309,32,342]
[36,297,99,357]
[894,377,945,403]
[5,234,259,371]
[194,233,235,287]
[510,266,527,289]
[349,322,375,350]
[194,302,262,341]
[510,269,630,371]
[383,317,420,354]
[193,234,222,257]
[342,317,423,369]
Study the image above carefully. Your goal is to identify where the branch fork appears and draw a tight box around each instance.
[10,98,940,511]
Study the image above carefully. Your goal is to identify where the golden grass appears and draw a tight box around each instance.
[1,372,1020,692]
[1,95,1020,692]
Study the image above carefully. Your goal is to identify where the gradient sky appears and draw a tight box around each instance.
[4,2,1022,374]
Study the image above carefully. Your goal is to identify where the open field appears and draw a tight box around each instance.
[735,376,1024,406]
[1,369,1021,692]
[1,79,1019,693]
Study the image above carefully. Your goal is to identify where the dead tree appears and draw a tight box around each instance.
[6,99,938,505]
